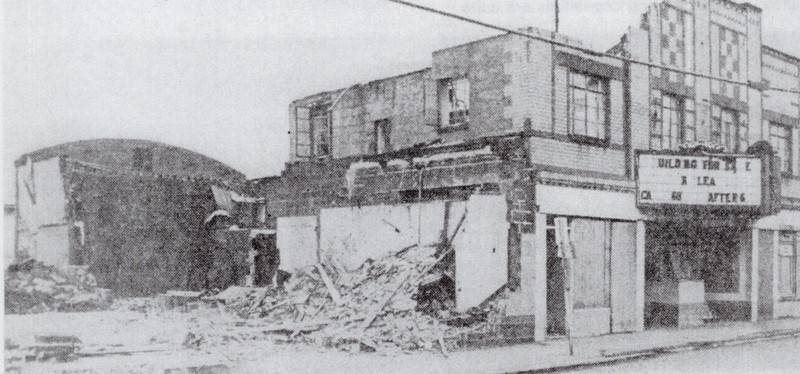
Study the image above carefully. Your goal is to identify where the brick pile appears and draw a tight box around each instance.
[190,245,499,354]
[5,260,111,314]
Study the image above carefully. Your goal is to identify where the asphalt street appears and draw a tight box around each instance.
[570,336,800,373]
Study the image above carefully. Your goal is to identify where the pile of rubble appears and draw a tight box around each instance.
[5,260,111,314]
[198,245,495,353]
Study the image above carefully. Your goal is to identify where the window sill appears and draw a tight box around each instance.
[779,297,800,302]
[568,133,610,147]
[438,123,469,133]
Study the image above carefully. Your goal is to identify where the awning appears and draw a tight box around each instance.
[753,210,800,230]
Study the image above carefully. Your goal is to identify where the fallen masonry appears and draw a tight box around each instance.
[5,259,112,314]
[187,244,507,354]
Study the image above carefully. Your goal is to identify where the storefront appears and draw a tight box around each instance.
[636,146,781,328]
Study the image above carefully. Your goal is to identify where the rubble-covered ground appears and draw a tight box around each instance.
[5,259,112,314]
[6,245,504,372]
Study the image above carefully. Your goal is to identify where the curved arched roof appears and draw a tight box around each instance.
[17,138,245,181]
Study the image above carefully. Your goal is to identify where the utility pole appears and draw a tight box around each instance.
[555,0,560,33]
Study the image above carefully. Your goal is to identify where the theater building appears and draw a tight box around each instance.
[254,0,799,341]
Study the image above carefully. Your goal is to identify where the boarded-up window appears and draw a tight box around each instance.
[295,107,311,157]
[570,218,610,309]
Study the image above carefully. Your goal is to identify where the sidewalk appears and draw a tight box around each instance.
[235,317,800,373]
[9,317,800,373]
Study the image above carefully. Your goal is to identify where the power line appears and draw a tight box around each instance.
[385,0,800,95]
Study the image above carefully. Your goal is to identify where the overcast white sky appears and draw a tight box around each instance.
[3,0,798,202]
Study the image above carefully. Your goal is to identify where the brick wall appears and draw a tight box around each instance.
[64,163,221,296]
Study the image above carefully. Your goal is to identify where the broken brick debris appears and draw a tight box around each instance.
[5,260,111,314]
[187,245,505,354]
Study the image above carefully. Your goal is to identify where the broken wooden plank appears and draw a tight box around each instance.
[315,264,344,306]
[360,209,468,331]
[233,316,367,335]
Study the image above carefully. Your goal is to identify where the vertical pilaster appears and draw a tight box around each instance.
[533,212,548,341]
[745,6,763,145]
[635,220,646,331]
[751,228,759,322]
[694,0,712,143]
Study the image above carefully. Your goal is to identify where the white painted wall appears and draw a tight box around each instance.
[536,184,640,221]
[319,200,466,272]
[3,210,15,266]
[454,194,509,312]
[35,225,70,266]
[14,156,69,265]
[276,216,318,272]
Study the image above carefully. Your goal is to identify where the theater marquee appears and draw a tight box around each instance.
[637,153,762,207]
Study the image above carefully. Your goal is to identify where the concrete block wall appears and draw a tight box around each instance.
[289,70,439,162]
[432,34,516,143]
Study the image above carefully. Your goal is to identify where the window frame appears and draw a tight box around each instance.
[769,122,793,175]
[309,105,331,157]
[650,90,696,150]
[567,70,611,146]
[710,105,747,152]
[371,118,392,155]
[438,77,470,130]
[294,107,312,157]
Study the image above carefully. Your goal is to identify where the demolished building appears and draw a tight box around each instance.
[250,0,800,343]
[12,139,264,296]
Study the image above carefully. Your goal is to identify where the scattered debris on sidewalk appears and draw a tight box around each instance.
[5,260,111,314]
[184,244,503,354]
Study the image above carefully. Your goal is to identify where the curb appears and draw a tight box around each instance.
[514,328,800,373]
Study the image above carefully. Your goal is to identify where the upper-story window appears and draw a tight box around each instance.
[438,77,469,128]
[295,105,330,158]
[650,90,695,150]
[568,71,609,143]
[711,105,747,152]
[769,123,792,174]
[370,119,391,155]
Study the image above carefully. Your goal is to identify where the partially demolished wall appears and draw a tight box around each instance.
[63,161,223,296]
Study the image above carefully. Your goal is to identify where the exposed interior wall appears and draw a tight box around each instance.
[35,225,70,266]
[4,210,15,265]
[276,215,319,271]
[318,200,466,272]
[454,194,509,312]
[14,156,68,265]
